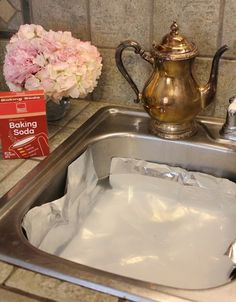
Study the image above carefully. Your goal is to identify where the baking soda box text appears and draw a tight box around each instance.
[0,90,49,159]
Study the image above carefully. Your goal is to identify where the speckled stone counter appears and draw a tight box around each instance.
[0,99,129,302]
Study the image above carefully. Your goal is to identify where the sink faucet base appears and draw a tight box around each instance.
[220,96,236,141]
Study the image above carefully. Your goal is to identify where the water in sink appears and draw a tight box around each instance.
[22,150,236,290]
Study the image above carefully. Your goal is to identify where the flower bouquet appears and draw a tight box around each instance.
[3,24,102,103]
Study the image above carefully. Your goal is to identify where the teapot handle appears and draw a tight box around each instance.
[115,40,154,103]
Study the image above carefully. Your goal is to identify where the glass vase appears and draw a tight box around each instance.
[46,98,70,122]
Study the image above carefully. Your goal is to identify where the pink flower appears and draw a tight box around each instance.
[3,24,102,103]
[4,39,43,85]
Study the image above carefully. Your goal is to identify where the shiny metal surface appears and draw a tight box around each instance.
[115,22,228,139]
[220,96,236,141]
[1,106,236,302]
[153,21,198,61]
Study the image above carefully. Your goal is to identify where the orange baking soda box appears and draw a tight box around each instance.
[0,90,49,159]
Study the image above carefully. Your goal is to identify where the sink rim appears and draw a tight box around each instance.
[1,106,236,302]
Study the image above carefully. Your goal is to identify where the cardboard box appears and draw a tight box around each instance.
[0,90,49,159]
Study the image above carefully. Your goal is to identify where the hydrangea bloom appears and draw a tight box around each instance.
[3,24,102,102]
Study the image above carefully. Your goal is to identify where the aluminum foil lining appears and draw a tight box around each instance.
[110,157,236,193]
[225,240,236,265]
[22,149,236,289]
[112,158,236,269]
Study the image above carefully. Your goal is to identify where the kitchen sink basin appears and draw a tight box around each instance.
[1,106,236,302]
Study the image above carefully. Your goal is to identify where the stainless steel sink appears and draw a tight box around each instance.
[1,106,236,302]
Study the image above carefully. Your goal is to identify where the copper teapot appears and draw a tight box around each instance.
[115,21,228,139]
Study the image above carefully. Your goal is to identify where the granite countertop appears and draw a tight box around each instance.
[0,99,128,302]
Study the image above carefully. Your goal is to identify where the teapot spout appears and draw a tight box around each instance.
[200,45,228,108]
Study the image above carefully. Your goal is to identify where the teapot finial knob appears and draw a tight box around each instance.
[170,21,179,35]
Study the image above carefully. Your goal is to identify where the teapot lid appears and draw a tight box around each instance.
[153,21,198,60]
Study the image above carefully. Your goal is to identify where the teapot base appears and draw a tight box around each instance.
[150,119,198,140]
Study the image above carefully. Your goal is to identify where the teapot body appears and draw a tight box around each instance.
[142,59,201,124]
[115,22,228,139]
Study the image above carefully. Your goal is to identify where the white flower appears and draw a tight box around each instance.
[4,24,103,103]
[6,81,22,91]
[25,76,41,90]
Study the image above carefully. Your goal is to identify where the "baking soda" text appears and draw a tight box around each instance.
[9,121,38,135]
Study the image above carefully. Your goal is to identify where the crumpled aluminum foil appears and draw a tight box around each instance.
[225,240,236,280]
[110,157,236,192]
[225,240,236,265]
